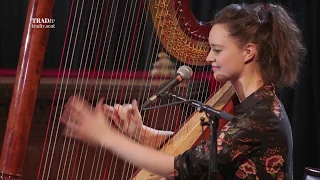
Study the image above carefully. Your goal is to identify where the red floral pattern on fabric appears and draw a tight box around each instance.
[236,170,247,179]
[217,132,225,152]
[232,150,243,161]
[254,93,264,100]
[277,171,284,180]
[239,159,257,175]
[272,100,281,117]
[265,155,284,174]
[173,84,293,180]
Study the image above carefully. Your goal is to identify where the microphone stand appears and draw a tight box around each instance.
[166,93,235,180]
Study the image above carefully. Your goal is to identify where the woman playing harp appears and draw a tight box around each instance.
[61,3,306,179]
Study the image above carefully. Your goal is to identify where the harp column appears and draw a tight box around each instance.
[0,0,54,179]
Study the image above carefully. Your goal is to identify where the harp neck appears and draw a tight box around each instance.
[149,0,211,66]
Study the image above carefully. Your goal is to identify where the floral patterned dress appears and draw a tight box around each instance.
[174,85,293,180]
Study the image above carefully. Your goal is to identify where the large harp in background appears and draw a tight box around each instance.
[0,0,236,179]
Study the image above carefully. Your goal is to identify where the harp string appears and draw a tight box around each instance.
[160,0,186,153]
[94,0,123,178]
[89,0,114,177]
[89,0,120,174]
[120,1,152,179]
[106,0,145,179]
[123,2,170,179]
[37,0,222,179]
[81,0,113,179]
[58,0,91,177]
[121,0,167,179]
[173,0,192,136]
[60,0,105,178]
[139,0,223,159]
[37,0,81,179]
[147,0,189,153]
[81,0,125,179]
[139,0,179,150]
[99,2,173,178]
[40,0,109,179]
[104,0,138,179]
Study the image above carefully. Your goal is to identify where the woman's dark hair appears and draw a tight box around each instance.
[212,3,307,87]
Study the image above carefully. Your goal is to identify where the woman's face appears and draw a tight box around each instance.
[206,24,247,82]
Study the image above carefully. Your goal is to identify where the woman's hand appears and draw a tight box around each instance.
[103,99,143,140]
[61,96,115,146]
[60,96,175,179]
[103,99,174,148]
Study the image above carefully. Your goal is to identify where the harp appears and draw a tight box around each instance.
[0,0,236,179]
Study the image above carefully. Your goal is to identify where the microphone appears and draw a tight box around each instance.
[142,65,193,108]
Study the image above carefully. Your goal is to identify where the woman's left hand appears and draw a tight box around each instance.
[60,96,114,146]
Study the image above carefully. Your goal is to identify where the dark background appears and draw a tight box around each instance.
[0,0,319,179]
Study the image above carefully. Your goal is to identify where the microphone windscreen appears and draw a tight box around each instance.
[177,65,193,79]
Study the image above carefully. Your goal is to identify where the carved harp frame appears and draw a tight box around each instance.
[0,0,235,179]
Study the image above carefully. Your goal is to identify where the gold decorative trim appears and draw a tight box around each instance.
[149,0,210,66]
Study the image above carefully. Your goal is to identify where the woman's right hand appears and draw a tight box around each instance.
[103,99,143,140]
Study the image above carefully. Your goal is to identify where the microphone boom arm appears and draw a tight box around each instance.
[142,91,236,180]
[167,92,236,180]
[167,93,236,121]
